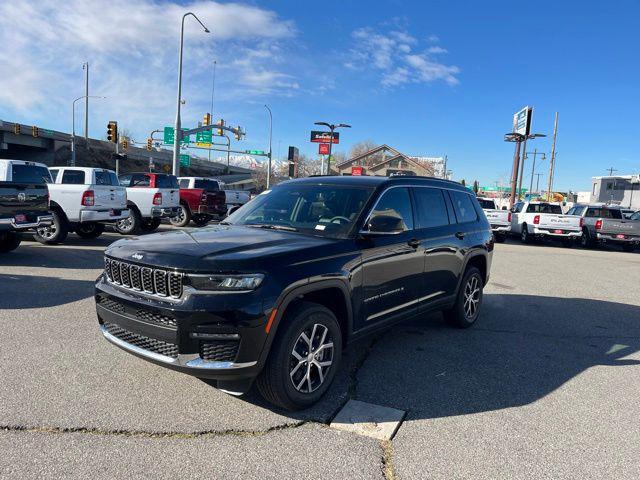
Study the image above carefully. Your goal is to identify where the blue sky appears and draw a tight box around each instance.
[1,0,638,190]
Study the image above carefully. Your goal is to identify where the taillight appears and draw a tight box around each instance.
[595,219,602,230]
[533,215,540,225]
[508,212,512,222]
[579,218,584,228]
[81,190,94,206]
[153,192,162,205]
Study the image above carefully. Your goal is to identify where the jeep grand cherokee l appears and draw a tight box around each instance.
[95,176,493,410]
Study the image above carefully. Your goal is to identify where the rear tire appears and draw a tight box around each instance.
[34,209,68,244]
[520,224,531,244]
[75,222,105,239]
[256,302,342,410]
[192,215,210,227]
[0,232,21,253]
[169,204,191,227]
[116,208,141,235]
[443,266,484,329]
[140,218,161,233]
[580,228,594,248]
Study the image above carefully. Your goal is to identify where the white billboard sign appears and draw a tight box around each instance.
[513,106,532,136]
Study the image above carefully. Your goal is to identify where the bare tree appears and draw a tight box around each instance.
[348,140,377,159]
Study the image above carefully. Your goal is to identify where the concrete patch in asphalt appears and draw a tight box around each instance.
[330,399,405,440]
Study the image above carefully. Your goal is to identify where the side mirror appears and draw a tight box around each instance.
[362,214,406,234]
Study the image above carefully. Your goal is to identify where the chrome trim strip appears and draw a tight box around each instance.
[366,290,445,321]
[100,325,256,370]
[0,215,53,228]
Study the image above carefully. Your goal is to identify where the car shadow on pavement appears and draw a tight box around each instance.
[223,294,640,421]
[0,274,95,309]
[3,242,110,270]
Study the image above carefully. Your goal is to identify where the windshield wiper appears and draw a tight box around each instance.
[245,224,298,232]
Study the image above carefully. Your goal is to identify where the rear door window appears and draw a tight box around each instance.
[449,191,478,223]
[413,188,450,228]
[61,169,86,185]
[49,169,60,183]
[11,164,51,184]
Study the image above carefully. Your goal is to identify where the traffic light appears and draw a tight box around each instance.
[146,138,153,151]
[106,121,118,143]
[234,126,243,141]
[13,123,20,135]
[203,113,211,126]
[32,126,38,137]
[216,119,225,136]
[122,138,129,150]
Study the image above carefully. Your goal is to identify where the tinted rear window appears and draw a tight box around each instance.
[526,203,562,214]
[11,164,51,184]
[194,179,220,191]
[155,175,179,189]
[477,199,496,209]
[586,208,622,219]
[62,170,86,184]
[450,191,478,223]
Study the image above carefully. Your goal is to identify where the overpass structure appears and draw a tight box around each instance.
[0,120,254,187]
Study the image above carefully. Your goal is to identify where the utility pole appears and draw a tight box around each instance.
[535,173,544,193]
[443,155,448,179]
[606,167,618,176]
[264,105,273,188]
[83,62,89,143]
[546,112,559,201]
[507,136,523,208]
[517,137,528,199]
[527,149,546,193]
[208,60,217,163]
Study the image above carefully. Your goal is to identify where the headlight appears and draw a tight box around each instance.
[188,274,264,291]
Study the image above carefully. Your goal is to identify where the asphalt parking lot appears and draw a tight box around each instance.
[1,230,639,479]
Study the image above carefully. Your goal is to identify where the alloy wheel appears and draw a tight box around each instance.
[36,224,56,240]
[463,275,481,319]
[289,323,334,394]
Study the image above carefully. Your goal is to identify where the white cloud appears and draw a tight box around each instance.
[347,26,459,88]
[0,0,296,140]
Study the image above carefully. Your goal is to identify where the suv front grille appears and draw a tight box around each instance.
[104,257,183,299]
[104,323,178,359]
[135,309,177,328]
[200,340,240,362]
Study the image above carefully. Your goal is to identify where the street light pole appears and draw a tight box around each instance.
[172,12,210,177]
[72,95,104,166]
[83,62,89,143]
[264,105,273,188]
[314,121,351,175]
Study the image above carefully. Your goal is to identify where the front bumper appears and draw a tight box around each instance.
[151,206,180,218]
[95,275,268,386]
[532,227,581,238]
[597,233,640,244]
[79,208,129,223]
[0,214,53,232]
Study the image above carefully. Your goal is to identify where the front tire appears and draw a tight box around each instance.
[116,208,141,235]
[75,222,105,239]
[443,266,484,328]
[34,209,68,244]
[169,204,191,227]
[256,302,342,410]
[0,232,21,253]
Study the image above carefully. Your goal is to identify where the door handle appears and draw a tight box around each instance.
[407,238,420,248]
[455,232,465,240]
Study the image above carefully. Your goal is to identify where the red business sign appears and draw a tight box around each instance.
[318,143,330,155]
[352,166,364,176]
[310,131,339,144]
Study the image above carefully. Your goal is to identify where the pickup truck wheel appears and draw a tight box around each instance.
[444,266,483,329]
[192,215,210,227]
[140,218,161,232]
[34,210,68,244]
[0,232,21,253]
[116,209,141,235]
[169,205,191,227]
[580,228,594,248]
[622,244,636,253]
[520,224,531,244]
[256,302,342,410]
[75,222,105,239]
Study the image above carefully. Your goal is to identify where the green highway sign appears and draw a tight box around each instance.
[179,154,190,167]
[196,129,212,143]
[163,126,190,145]
[245,149,266,155]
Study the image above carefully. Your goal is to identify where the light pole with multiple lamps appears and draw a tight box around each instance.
[71,95,105,166]
[264,105,273,188]
[314,122,350,175]
[172,12,210,176]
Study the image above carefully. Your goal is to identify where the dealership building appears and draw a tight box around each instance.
[590,175,640,209]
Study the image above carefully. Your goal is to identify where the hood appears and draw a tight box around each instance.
[106,224,337,271]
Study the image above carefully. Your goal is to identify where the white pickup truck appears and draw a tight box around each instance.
[511,201,583,245]
[34,167,128,244]
[210,178,250,210]
[477,197,510,242]
[116,172,180,235]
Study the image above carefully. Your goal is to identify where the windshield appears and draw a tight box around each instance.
[225,183,374,238]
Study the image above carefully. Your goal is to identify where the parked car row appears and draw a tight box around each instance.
[478,196,640,251]
[0,159,252,253]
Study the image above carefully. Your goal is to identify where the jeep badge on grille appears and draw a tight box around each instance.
[131,253,144,260]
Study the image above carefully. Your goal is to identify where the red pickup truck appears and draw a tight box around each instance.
[171,177,227,227]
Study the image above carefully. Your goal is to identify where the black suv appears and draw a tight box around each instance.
[95,176,493,409]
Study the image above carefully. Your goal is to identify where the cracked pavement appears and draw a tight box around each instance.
[1,229,640,479]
